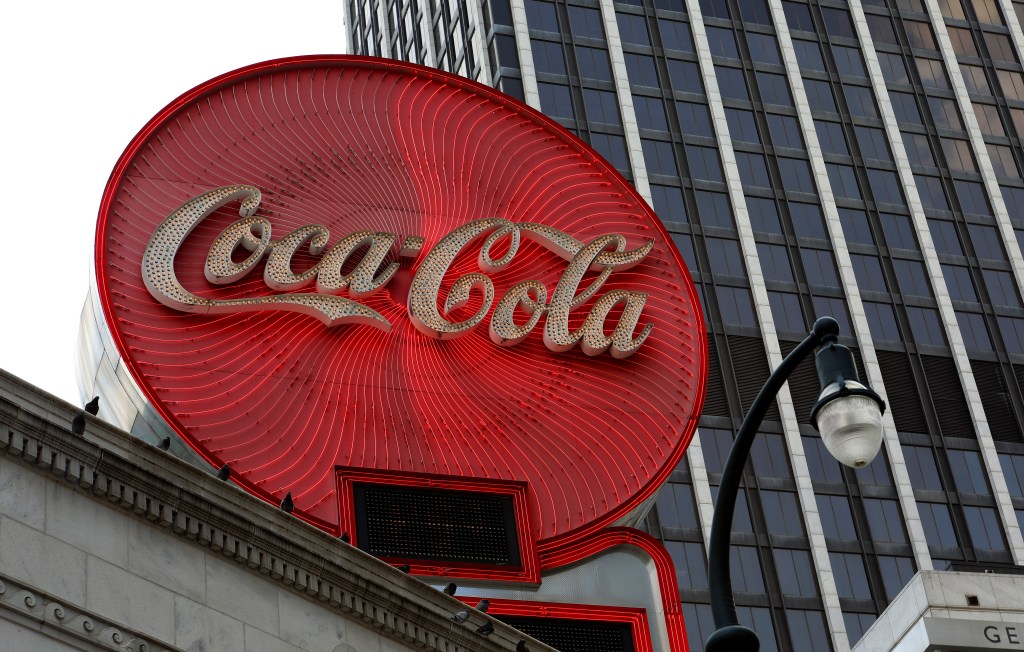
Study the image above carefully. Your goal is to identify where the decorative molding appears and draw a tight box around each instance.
[0,369,555,652]
[0,572,182,651]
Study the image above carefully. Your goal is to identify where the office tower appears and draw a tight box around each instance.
[345,0,1024,649]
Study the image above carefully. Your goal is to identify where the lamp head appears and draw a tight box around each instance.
[810,342,886,468]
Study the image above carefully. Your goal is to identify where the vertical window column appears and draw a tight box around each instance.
[597,0,653,203]
[920,0,1024,561]
[510,0,543,106]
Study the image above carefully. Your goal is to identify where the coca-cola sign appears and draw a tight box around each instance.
[96,56,705,548]
[143,184,656,357]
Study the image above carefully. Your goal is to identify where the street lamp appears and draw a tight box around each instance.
[704,317,886,652]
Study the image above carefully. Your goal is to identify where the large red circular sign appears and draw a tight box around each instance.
[96,56,705,546]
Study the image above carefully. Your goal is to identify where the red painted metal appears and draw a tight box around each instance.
[94,56,706,550]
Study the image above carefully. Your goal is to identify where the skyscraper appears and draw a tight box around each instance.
[345,0,1024,649]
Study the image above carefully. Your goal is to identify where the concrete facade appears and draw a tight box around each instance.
[0,369,553,652]
[852,570,1024,651]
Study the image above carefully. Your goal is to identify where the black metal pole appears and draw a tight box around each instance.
[704,317,839,652]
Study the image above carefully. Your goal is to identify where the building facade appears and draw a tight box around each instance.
[344,0,1024,649]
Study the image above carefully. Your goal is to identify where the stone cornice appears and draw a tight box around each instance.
[0,571,182,651]
[0,369,554,652]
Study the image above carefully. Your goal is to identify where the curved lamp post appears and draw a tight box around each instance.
[704,317,886,652]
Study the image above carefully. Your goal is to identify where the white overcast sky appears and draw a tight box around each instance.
[0,1,345,405]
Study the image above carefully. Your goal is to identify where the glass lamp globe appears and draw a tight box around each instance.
[813,380,884,468]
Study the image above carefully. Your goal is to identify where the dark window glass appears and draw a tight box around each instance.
[813,296,852,333]
[731,546,765,593]
[526,0,559,31]
[791,203,827,239]
[701,428,734,474]
[717,66,749,101]
[569,6,604,39]
[660,19,694,53]
[768,115,804,150]
[852,255,887,292]
[929,97,963,130]
[751,433,792,478]
[968,224,1006,261]
[532,39,567,74]
[538,82,574,119]
[779,158,815,193]
[983,269,1021,307]
[817,494,858,540]
[947,449,991,495]
[906,306,946,346]
[769,292,805,333]
[880,213,918,251]
[736,152,772,187]
[707,237,746,277]
[834,45,867,77]
[865,302,901,341]
[747,33,781,65]
[943,265,977,302]
[688,145,724,182]
[999,454,1024,497]
[794,40,825,71]
[700,0,731,18]
[726,108,760,143]
[643,138,678,176]
[666,541,709,589]
[864,498,907,543]
[761,491,805,536]
[717,286,758,326]
[840,209,874,245]
[805,79,837,113]
[625,53,659,87]
[672,233,698,271]
[855,126,891,162]
[878,52,909,84]
[786,610,831,651]
[784,1,814,31]
[893,259,932,297]
[963,506,1006,552]
[738,0,772,25]
[758,244,794,282]
[774,549,819,597]
[816,120,849,156]
[866,14,898,45]
[942,140,976,173]
[902,133,935,167]
[589,133,631,172]
[916,175,949,211]
[999,316,1024,354]
[917,58,949,90]
[830,552,871,600]
[868,170,904,205]
[890,92,922,124]
[617,12,650,46]
[929,219,963,256]
[757,72,792,106]
[747,197,783,234]
[846,613,876,646]
[827,163,861,200]
[583,89,621,125]
[956,311,992,350]
[657,482,700,529]
[804,435,843,482]
[576,46,613,81]
[903,445,943,491]
[707,26,739,58]
[668,59,704,95]
[845,85,879,118]
[918,501,959,548]
[697,191,735,228]
[878,556,916,600]
[651,184,687,223]
[634,95,669,131]
[822,7,855,38]
[678,101,713,137]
